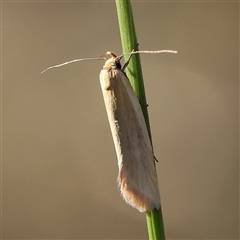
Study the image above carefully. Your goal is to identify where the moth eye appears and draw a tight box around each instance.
[116,61,122,70]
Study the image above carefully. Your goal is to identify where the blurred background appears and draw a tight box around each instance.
[1,1,239,239]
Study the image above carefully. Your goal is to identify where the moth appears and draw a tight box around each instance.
[100,52,160,212]
[41,49,177,212]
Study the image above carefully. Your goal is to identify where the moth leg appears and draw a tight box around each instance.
[139,99,149,108]
[122,43,139,72]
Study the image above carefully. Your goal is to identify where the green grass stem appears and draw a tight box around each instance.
[115,1,165,239]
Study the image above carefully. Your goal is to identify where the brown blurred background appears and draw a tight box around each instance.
[1,1,239,239]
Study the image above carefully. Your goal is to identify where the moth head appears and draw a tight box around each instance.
[103,51,122,70]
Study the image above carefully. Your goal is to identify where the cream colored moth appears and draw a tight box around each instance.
[41,49,177,212]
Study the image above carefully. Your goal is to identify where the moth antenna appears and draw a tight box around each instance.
[121,49,177,71]
[41,57,106,74]
[122,49,177,58]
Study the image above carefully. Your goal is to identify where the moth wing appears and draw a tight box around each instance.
[100,67,160,212]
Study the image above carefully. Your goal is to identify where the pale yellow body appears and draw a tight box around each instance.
[99,54,160,212]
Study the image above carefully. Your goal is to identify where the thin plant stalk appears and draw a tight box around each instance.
[115,0,165,239]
